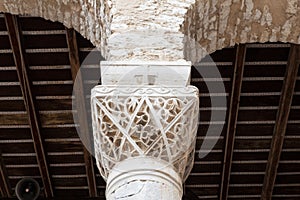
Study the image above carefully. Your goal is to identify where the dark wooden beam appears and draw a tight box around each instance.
[4,14,54,197]
[65,28,98,197]
[219,44,246,200]
[0,197,105,200]
[261,44,300,200]
[183,188,199,200]
[0,153,12,197]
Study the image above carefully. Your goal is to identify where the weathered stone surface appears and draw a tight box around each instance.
[0,0,112,58]
[106,0,195,61]
[1,0,300,62]
[183,0,300,63]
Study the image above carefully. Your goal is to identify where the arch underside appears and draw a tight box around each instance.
[183,0,300,63]
[1,0,299,62]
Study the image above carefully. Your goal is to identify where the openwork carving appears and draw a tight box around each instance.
[91,86,199,181]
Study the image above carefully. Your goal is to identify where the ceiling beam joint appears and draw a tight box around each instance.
[4,13,54,197]
[219,44,247,200]
[66,28,98,197]
[0,152,12,198]
[261,44,300,200]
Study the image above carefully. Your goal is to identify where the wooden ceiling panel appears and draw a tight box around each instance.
[234,139,271,150]
[280,151,300,160]
[0,100,25,111]
[0,35,11,49]
[291,94,300,106]
[47,154,85,165]
[9,177,42,188]
[36,99,72,111]
[231,162,267,172]
[52,177,88,187]
[261,44,299,200]
[245,47,290,62]
[187,187,219,197]
[294,80,300,91]
[239,95,281,107]
[275,174,300,185]
[241,80,283,93]
[232,152,269,161]
[0,86,22,97]
[209,47,236,62]
[0,113,28,125]
[273,197,300,200]
[237,109,277,121]
[272,186,300,195]
[29,69,72,81]
[39,112,74,127]
[186,174,220,184]
[230,174,264,184]
[6,167,40,177]
[235,124,274,136]
[44,142,83,153]
[192,162,222,173]
[282,138,300,149]
[26,52,70,66]
[3,156,37,166]
[18,17,65,31]
[49,166,86,176]
[31,84,73,96]
[285,124,300,136]
[277,162,300,172]
[55,189,90,198]
[41,127,78,139]
[287,109,300,120]
[23,34,68,49]
[0,15,6,31]
[0,70,19,82]
[0,143,35,154]
[0,53,15,66]
[0,128,31,140]
[243,65,286,78]
[244,65,286,80]
[228,185,262,196]
[194,152,223,163]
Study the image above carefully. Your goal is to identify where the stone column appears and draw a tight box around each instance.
[91,61,199,200]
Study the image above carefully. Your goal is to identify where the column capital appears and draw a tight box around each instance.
[91,61,199,199]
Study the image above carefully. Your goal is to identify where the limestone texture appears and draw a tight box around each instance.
[1,0,299,62]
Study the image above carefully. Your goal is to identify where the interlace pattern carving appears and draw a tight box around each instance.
[91,86,199,180]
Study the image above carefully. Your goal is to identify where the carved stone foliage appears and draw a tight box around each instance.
[91,86,199,180]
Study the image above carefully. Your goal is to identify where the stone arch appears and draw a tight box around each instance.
[0,0,112,58]
[1,0,299,62]
[182,0,300,63]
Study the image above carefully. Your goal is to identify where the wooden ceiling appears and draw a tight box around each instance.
[0,13,300,200]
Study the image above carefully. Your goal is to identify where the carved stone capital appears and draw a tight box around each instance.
[91,61,199,199]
